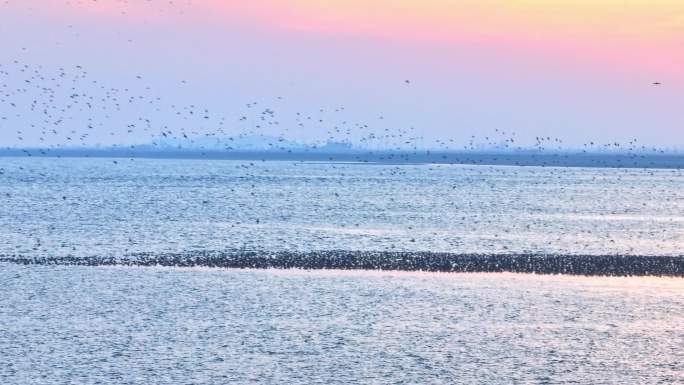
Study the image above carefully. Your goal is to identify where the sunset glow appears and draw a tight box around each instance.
[40,0,684,78]
[4,0,684,146]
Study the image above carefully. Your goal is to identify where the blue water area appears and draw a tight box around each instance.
[1,157,683,258]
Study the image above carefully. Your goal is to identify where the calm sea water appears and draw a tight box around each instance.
[1,157,683,384]
[1,264,682,384]
[1,157,683,257]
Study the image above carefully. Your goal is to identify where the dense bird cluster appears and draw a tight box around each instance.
[2,251,683,277]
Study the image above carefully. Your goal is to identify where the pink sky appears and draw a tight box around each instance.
[2,0,684,147]
[40,0,684,79]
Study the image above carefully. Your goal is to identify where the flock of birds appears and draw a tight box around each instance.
[1,0,674,161]
[0,58,521,156]
[0,0,682,272]
[0,57,674,162]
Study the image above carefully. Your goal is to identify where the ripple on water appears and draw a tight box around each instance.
[0,263,682,384]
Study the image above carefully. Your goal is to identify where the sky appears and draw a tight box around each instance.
[1,0,683,150]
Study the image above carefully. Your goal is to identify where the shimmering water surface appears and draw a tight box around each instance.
[2,157,683,384]
[1,264,683,384]
[1,157,683,257]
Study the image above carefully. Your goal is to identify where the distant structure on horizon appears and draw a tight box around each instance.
[310,141,355,153]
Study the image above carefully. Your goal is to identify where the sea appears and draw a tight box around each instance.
[1,156,683,384]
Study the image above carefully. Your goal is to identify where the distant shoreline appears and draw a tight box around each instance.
[3,251,683,277]
[2,148,684,169]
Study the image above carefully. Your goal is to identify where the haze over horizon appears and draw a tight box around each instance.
[1,0,683,151]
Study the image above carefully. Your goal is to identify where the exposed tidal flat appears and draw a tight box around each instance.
[1,263,683,384]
